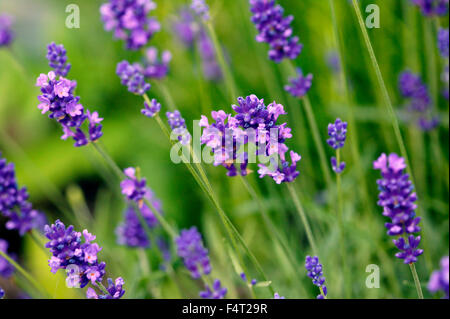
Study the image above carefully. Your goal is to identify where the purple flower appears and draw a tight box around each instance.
[191,0,210,21]
[140,47,172,80]
[273,292,285,299]
[373,153,423,264]
[438,28,449,58]
[120,167,148,202]
[44,220,110,289]
[327,51,341,74]
[249,0,302,63]
[116,60,151,96]
[428,256,449,299]
[166,110,192,145]
[46,42,71,77]
[176,227,211,279]
[198,30,223,81]
[0,288,4,299]
[442,65,449,100]
[399,71,438,131]
[199,279,227,299]
[87,277,125,299]
[327,118,347,150]
[37,44,103,146]
[330,157,346,174]
[0,14,14,47]
[284,68,313,98]
[0,239,15,278]
[100,0,160,50]
[305,256,327,299]
[0,153,46,235]
[141,98,161,118]
[173,8,199,47]
[411,0,449,16]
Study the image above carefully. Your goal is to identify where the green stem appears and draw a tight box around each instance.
[286,183,318,255]
[205,22,238,100]
[155,81,176,111]
[352,0,413,180]
[409,263,424,299]
[0,250,48,298]
[301,95,333,188]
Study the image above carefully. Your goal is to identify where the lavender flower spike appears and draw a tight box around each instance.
[141,47,172,80]
[87,277,125,299]
[47,42,71,77]
[0,288,4,299]
[116,60,151,96]
[305,256,328,299]
[0,14,14,48]
[191,0,210,21]
[0,152,46,235]
[285,68,313,98]
[327,118,347,174]
[410,0,449,16]
[141,98,161,118]
[438,28,449,58]
[176,227,211,279]
[373,153,423,264]
[249,0,302,63]
[100,0,160,50]
[166,110,192,145]
[428,256,449,299]
[200,279,227,299]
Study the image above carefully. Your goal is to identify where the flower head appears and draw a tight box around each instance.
[191,0,210,21]
[438,28,449,58]
[305,256,327,299]
[273,292,285,299]
[176,227,211,279]
[87,277,125,299]
[141,98,161,118]
[374,153,423,264]
[327,118,347,150]
[47,42,71,77]
[0,14,14,47]
[249,0,302,62]
[116,60,151,96]
[0,153,46,235]
[0,288,4,299]
[428,256,449,299]
[140,47,172,80]
[199,279,227,299]
[166,110,192,145]
[100,0,160,50]
[285,68,313,98]
[411,0,449,16]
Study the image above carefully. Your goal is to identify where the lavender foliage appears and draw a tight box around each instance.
[373,153,423,264]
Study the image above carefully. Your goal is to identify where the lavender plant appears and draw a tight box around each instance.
[305,256,327,299]
[0,14,14,48]
[428,256,449,299]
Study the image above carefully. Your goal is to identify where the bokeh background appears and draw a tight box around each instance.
[0,0,448,299]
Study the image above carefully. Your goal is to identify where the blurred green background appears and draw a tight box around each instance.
[0,0,448,299]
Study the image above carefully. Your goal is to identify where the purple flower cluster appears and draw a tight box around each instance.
[191,0,210,21]
[273,292,285,299]
[285,68,313,98]
[199,95,300,183]
[428,256,449,299]
[411,0,449,16]
[0,239,15,278]
[87,277,125,299]
[305,256,327,299]
[118,167,162,247]
[438,29,449,100]
[100,0,160,50]
[116,60,151,95]
[46,42,71,77]
[327,118,347,174]
[399,71,438,131]
[200,279,228,299]
[373,153,423,264]
[44,220,107,288]
[167,110,192,145]
[140,47,172,80]
[141,98,161,118]
[36,44,103,147]
[0,153,46,235]
[0,288,4,299]
[0,14,14,47]
[173,9,199,48]
[249,0,302,63]
[175,227,211,279]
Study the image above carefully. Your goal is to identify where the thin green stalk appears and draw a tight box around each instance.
[328,0,371,211]
[409,263,424,299]
[0,250,49,298]
[335,150,350,298]
[155,81,176,111]
[205,22,238,100]
[352,0,413,180]
[286,183,318,255]
[301,95,333,188]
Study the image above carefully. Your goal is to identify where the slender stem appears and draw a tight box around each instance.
[143,198,178,239]
[0,250,48,298]
[96,281,110,296]
[409,263,424,299]
[91,142,124,179]
[301,95,333,188]
[319,286,328,299]
[352,0,413,181]
[205,22,238,100]
[286,183,318,255]
[155,82,176,111]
